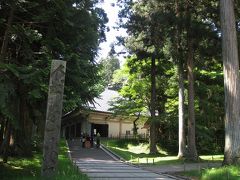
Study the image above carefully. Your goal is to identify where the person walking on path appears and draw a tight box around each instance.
[96,132,100,148]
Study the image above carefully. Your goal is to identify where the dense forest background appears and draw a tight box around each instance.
[0,0,108,160]
[106,0,240,163]
[108,0,226,157]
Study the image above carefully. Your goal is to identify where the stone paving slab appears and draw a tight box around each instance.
[75,160,123,164]
[78,166,134,169]
[77,164,135,168]
[91,178,174,180]
[87,172,165,178]
[79,166,151,173]
[76,163,130,167]
[77,163,130,167]
[78,165,137,169]
[80,169,151,173]
[79,167,142,170]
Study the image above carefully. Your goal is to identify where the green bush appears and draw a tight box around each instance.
[202,166,240,180]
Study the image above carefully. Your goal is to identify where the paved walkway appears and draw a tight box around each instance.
[67,140,181,180]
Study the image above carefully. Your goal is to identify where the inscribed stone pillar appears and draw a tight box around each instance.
[41,60,66,177]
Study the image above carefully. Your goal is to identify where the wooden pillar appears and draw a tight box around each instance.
[74,124,77,138]
[41,60,66,177]
[68,126,70,139]
[62,127,65,138]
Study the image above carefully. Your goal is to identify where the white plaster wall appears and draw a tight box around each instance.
[121,123,133,135]
[108,121,120,137]
[107,121,147,138]
[137,127,148,138]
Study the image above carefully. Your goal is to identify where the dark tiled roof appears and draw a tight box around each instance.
[91,88,119,112]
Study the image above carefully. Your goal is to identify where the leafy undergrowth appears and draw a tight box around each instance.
[101,139,181,165]
[179,170,201,180]
[101,139,223,166]
[0,153,41,179]
[202,166,240,180]
[0,140,88,180]
[180,166,240,180]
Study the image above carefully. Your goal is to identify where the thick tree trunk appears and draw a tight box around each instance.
[175,0,186,159]
[14,92,33,156]
[0,6,15,62]
[21,95,33,155]
[186,38,198,161]
[184,0,198,161]
[0,116,5,147]
[133,112,140,137]
[41,60,66,177]
[149,53,157,154]
[1,121,12,163]
[177,60,186,158]
[220,0,240,165]
[10,78,33,156]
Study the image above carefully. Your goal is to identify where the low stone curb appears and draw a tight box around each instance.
[66,140,72,161]
[142,168,188,180]
[100,144,125,162]
[100,144,186,180]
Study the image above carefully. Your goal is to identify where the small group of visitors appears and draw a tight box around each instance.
[81,132,101,148]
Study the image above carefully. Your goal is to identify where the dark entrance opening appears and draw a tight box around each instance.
[65,126,70,139]
[76,123,81,137]
[91,124,108,137]
[70,125,75,139]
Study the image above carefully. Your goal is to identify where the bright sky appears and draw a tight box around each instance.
[97,1,127,63]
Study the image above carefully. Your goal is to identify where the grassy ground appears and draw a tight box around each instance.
[201,166,240,180]
[0,140,88,180]
[180,166,240,180]
[101,138,223,165]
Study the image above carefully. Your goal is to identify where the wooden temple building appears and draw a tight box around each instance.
[61,89,147,139]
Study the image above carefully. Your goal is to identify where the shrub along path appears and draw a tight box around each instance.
[67,139,182,180]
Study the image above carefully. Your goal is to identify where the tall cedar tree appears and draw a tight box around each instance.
[220,0,240,165]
